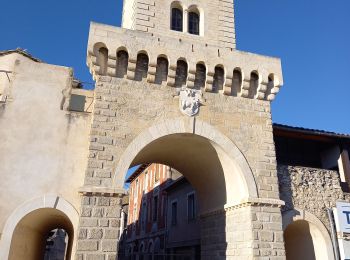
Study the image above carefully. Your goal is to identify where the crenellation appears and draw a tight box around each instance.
[87,23,283,101]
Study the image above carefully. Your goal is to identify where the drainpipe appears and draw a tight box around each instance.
[327,208,340,260]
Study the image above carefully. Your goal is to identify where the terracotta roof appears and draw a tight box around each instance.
[273,123,350,140]
[0,48,42,63]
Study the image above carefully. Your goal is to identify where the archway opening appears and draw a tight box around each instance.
[284,219,331,260]
[8,208,74,260]
[119,132,254,258]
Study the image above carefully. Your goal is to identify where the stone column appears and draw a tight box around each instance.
[76,192,124,260]
[200,200,285,260]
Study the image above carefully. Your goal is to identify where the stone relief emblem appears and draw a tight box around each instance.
[179,87,202,116]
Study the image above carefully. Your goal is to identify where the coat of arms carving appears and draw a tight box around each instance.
[179,87,202,117]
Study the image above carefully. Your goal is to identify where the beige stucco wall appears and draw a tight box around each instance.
[0,53,91,240]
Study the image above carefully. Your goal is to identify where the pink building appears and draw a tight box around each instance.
[125,163,182,258]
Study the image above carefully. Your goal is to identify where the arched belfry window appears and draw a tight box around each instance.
[188,11,200,35]
[171,8,183,32]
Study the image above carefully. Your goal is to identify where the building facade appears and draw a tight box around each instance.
[0,0,349,259]
[125,164,182,258]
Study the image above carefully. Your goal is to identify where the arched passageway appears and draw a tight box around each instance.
[0,195,79,260]
[283,210,335,260]
[115,119,261,258]
[123,133,254,213]
[8,208,74,260]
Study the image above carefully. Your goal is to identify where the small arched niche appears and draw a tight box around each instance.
[170,2,183,32]
[94,44,108,76]
[154,56,169,85]
[248,71,259,99]
[194,62,206,89]
[116,49,129,78]
[135,52,149,81]
[212,65,225,92]
[232,68,242,96]
[174,59,188,88]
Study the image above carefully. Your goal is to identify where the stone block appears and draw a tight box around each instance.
[102,240,118,252]
[106,208,121,218]
[100,219,109,227]
[98,197,110,206]
[86,254,106,260]
[104,228,119,239]
[82,208,92,217]
[77,240,99,251]
[88,229,103,239]
[80,218,99,227]
[93,208,105,217]
[259,231,274,242]
[78,228,88,239]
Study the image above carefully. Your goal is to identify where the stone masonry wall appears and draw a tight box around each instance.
[277,164,344,228]
[201,205,284,260]
[76,76,283,259]
[85,77,279,198]
[76,195,122,260]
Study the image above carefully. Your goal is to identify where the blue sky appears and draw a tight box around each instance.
[1,0,349,134]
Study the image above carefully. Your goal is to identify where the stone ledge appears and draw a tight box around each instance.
[200,198,285,218]
[79,186,127,196]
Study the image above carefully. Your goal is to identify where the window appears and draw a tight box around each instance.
[171,201,177,226]
[171,8,183,31]
[188,12,200,35]
[187,193,195,220]
[141,202,147,231]
[153,196,158,222]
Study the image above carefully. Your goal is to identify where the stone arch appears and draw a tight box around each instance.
[282,209,335,260]
[114,118,258,214]
[0,195,79,260]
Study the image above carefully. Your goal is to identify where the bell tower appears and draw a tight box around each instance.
[78,0,286,259]
[122,0,236,49]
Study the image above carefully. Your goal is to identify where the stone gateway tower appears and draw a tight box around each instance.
[77,0,285,259]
